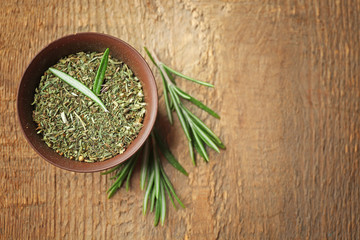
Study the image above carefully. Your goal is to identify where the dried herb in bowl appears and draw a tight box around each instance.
[32,50,146,162]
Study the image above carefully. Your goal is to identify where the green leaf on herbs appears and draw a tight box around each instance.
[49,68,109,112]
[154,130,188,176]
[162,64,214,88]
[93,48,110,95]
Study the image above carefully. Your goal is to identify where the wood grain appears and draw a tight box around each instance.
[1,0,359,239]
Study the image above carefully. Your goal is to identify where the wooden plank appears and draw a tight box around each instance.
[0,0,359,239]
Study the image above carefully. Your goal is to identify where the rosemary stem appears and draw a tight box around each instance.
[149,50,174,87]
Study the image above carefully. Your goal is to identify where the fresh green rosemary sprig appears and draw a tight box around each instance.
[102,129,186,226]
[144,47,225,163]
[101,151,139,198]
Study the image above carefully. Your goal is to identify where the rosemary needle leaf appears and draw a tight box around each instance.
[214,139,226,149]
[181,108,210,160]
[188,140,196,166]
[143,170,155,215]
[154,197,161,226]
[168,89,191,141]
[101,164,121,175]
[154,130,188,176]
[163,178,176,210]
[193,123,220,153]
[154,148,161,199]
[168,184,185,209]
[126,155,138,191]
[144,47,157,66]
[164,66,176,84]
[160,181,166,226]
[117,160,133,188]
[162,64,214,88]
[49,68,109,113]
[191,127,209,161]
[107,175,125,198]
[107,186,119,199]
[182,108,220,153]
[140,140,150,190]
[107,175,120,193]
[193,140,206,161]
[172,86,191,100]
[168,86,181,105]
[160,165,185,208]
[109,175,117,180]
[107,181,120,197]
[160,71,173,124]
[93,48,110,95]
[107,158,134,197]
[125,166,133,191]
[162,70,175,110]
[150,187,156,212]
[187,96,220,119]
[169,95,174,110]
[183,107,225,148]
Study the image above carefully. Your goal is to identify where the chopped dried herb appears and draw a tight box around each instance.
[32,51,146,162]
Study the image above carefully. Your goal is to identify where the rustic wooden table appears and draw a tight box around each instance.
[1,0,359,239]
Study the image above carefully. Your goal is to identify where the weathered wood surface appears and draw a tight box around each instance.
[1,0,359,239]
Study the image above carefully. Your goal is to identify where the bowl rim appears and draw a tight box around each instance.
[17,32,158,173]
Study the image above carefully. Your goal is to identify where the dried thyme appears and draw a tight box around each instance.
[32,51,146,162]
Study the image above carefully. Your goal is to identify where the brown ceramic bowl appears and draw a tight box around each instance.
[17,33,157,173]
